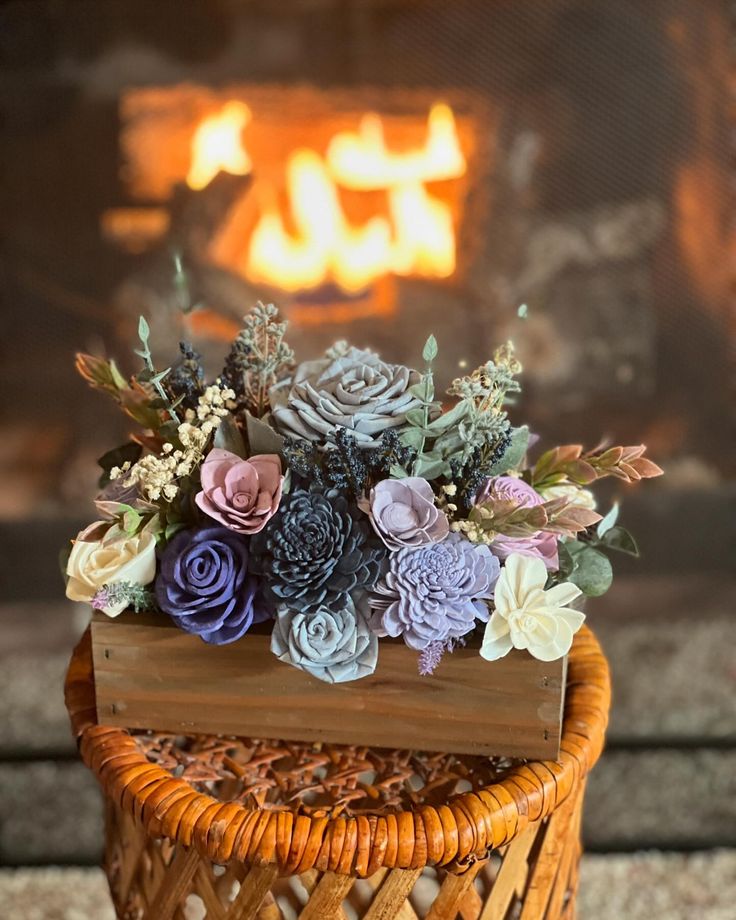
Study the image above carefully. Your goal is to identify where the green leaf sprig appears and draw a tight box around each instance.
[134,316,182,425]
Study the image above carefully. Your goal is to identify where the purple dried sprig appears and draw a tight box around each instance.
[91,581,158,613]
[417,636,466,676]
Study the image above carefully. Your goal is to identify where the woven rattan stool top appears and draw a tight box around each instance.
[65,625,610,878]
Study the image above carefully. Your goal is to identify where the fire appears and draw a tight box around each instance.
[186,101,252,190]
[189,101,466,292]
[326,103,466,188]
[247,151,392,293]
[389,182,456,278]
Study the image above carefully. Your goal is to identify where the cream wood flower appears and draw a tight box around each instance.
[538,482,597,511]
[66,522,157,616]
[480,553,584,662]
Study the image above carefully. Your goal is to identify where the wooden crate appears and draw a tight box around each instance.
[90,612,566,760]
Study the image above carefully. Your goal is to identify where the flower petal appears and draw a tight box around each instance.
[543,581,583,608]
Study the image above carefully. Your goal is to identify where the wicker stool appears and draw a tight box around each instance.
[65,626,610,920]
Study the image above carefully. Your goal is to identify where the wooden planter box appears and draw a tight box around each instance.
[90,612,567,760]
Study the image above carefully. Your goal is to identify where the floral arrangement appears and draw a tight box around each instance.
[66,303,662,682]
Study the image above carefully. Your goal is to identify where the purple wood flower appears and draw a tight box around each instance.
[156,526,269,644]
[367,477,449,551]
[368,534,500,650]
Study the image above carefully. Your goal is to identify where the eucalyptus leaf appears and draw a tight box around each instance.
[596,502,620,538]
[138,316,150,346]
[400,427,425,451]
[414,455,450,479]
[389,464,409,479]
[426,399,469,432]
[214,414,247,458]
[489,425,529,475]
[422,334,438,363]
[567,546,613,597]
[556,541,576,580]
[123,509,143,535]
[409,379,433,402]
[245,412,285,456]
[600,525,639,557]
[405,407,428,427]
[150,368,172,386]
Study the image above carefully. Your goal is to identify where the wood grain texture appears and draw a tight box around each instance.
[91,613,565,760]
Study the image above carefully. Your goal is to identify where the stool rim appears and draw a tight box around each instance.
[64,624,609,876]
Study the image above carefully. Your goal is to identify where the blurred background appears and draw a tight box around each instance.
[0,0,734,917]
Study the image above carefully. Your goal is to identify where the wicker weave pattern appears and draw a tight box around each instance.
[65,626,609,918]
[131,733,520,817]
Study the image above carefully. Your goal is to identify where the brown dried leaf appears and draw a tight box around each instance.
[629,457,664,478]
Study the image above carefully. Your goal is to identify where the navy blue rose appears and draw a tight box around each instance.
[250,489,386,613]
[156,526,269,644]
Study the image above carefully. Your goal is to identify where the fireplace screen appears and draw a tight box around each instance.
[1,0,733,527]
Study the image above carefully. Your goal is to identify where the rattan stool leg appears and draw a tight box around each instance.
[101,789,587,920]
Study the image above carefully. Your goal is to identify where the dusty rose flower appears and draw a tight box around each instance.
[195,449,283,535]
[477,476,559,571]
[367,477,449,551]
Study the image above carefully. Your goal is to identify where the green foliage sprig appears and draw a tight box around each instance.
[222,302,294,418]
[134,316,182,425]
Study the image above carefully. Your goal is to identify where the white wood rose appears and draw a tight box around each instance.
[480,553,585,662]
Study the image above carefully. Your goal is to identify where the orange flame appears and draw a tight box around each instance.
[186,101,252,190]
[247,150,392,293]
[326,103,466,188]
[190,101,466,292]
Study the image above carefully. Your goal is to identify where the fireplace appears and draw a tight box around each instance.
[105,84,487,327]
[1,0,734,527]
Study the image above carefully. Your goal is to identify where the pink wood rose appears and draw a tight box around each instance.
[195,449,283,535]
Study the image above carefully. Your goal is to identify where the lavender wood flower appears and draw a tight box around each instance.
[250,489,386,613]
[156,526,268,644]
[368,534,500,650]
[367,477,449,551]
[271,595,378,683]
[270,347,422,449]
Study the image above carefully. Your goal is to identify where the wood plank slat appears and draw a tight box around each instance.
[229,864,280,919]
[545,785,585,920]
[518,796,577,920]
[192,862,227,920]
[477,823,539,920]
[363,868,423,920]
[91,612,565,760]
[143,846,200,920]
[425,860,486,920]
[298,871,356,920]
